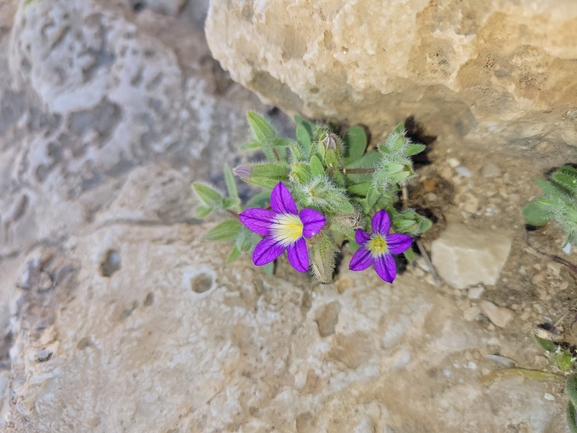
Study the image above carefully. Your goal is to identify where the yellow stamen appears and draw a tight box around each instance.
[272,214,303,246]
[367,234,388,257]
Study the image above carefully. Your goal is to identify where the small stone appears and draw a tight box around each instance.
[466,361,477,369]
[335,275,354,293]
[563,243,572,254]
[425,192,437,202]
[544,393,555,401]
[547,261,562,277]
[533,304,543,314]
[455,166,472,178]
[518,266,527,276]
[485,354,517,367]
[481,162,501,177]
[463,306,481,321]
[447,158,460,168]
[431,224,512,289]
[461,193,479,214]
[468,286,485,299]
[531,270,548,287]
[480,301,514,328]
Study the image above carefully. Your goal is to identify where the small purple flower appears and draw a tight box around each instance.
[239,182,326,272]
[349,210,413,283]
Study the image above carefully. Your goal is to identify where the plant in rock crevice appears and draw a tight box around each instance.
[525,165,577,432]
[193,112,431,283]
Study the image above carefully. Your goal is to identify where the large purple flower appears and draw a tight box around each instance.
[349,210,413,283]
[239,182,326,272]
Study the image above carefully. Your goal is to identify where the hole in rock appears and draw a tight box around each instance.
[190,273,213,293]
[100,250,121,277]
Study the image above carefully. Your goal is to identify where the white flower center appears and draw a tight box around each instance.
[367,234,388,257]
[272,214,303,246]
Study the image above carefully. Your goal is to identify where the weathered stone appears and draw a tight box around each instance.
[480,300,515,328]
[206,0,577,148]
[431,223,512,289]
[481,162,501,178]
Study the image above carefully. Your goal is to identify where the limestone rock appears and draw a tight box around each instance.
[431,223,512,289]
[206,0,577,148]
[480,300,515,328]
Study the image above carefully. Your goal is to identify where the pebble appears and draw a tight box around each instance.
[480,301,514,328]
[431,224,512,289]
[547,261,561,277]
[455,166,472,178]
[485,354,517,367]
[461,193,479,213]
[481,162,501,177]
[425,192,437,202]
[544,393,555,401]
[531,270,547,287]
[563,243,572,254]
[447,158,460,168]
[463,306,481,321]
[468,285,485,300]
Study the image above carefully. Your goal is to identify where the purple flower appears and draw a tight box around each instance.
[239,182,326,272]
[349,210,413,283]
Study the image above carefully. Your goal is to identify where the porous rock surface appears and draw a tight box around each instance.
[206,0,577,147]
[0,0,570,432]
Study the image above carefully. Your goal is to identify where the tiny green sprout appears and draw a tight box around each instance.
[193,112,432,283]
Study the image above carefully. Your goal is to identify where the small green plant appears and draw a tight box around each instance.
[523,165,577,246]
[193,112,431,283]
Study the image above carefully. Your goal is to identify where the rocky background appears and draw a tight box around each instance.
[0,0,576,432]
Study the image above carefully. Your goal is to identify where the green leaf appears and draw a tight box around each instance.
[203,219,242,242]
[294,115,315,136]
[348,239,361,253]
[240,138,262,151]
[381,163,404,173]
[195,205,212,219]
[290,162,312,184]
[343,126,367,165]
[244,191,271,209]
[406,144,426,156]
[296,124,312,158]
[366,188,380,208]
[263,261,275,275]
[192,183,223,207]
[536,178,561,197]
[533,334,557,352]
[417,217,432,234]
[236,226,260,252]
[245,176,281,189]
[347,182,371,197]
[224,164,239,202]
[227,246,241,263]
[310,155,325,177]
[553,168,577,194]
[394,219,416,231]
[246,112,278,162]
[289,142,303,161]
[394,123,405,134]
[568,375,577,409]
[223,197,241,209]
[390,171,412,183]
[404,247,415,261]
[522,201,551,226]
[250,163,289,179]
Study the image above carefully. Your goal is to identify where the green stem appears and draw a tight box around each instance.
[343,168,376,174]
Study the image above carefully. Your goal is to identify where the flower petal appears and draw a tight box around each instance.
[287,237,309,272]
[349,247,373,271]
[386,233,413,254]
[374,254,397,283]
[355,229,371,246]
[300,208,326,238]
[239,208,276,236]
[252,236,285,266]
[271,182,298,215]
[371,209,391,235]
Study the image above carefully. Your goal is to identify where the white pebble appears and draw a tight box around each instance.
[455,166,472,178]
[447,158,460,168]
[563,243,572,254]
[544,393,555,401]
